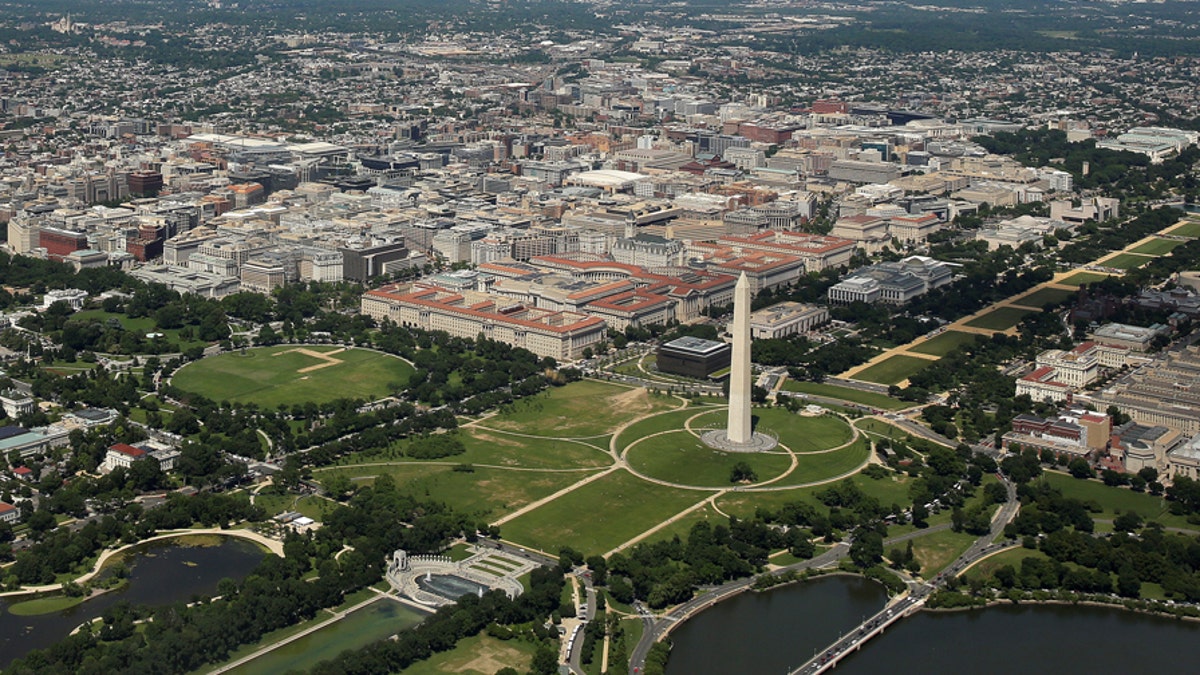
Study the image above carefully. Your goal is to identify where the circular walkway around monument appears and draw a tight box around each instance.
[699,428,780,453]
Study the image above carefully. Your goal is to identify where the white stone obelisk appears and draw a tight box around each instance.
[726,272,753,445]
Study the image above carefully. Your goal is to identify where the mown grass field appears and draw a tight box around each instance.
[397,632,538,675]
[500,470,706,555]
[966,547,1046,579]
[1040,472,1196,531]
[1059,271,1112,287]
[715,470,911,519]
[780,380,908,410]
[963,306,1033,331]
[755,407,854,453]
[71,309,211,352]
[853,355,933,385]
[909,330,980,357]
[333,428,613,471]
[1100,252,1154,270]
[755,438,870,487]
[485,380,677,438]
[1010,287,1077,309]
[625,431,793,487]
[612,407,715,451]
[637,504,725,546]
[909,529,979,576]
[1167,221,1200,238]
[6,594,89,616]
[250,493,336,521]
[1128,238,1183,255]
[315,463,596,521]
[171,345,414,406]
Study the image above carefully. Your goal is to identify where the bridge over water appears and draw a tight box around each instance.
[629,477,1018,674]
[787,479,1020,675]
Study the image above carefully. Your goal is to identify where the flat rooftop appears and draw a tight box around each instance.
[661,336,730,356]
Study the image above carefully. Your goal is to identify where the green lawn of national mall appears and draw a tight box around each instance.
[171,345,415,407]
[315,379,870,558]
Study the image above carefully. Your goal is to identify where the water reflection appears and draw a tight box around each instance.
[0,537,266,667]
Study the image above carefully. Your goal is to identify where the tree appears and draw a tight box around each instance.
[128,457,165,492]
[166,409,200,436]
[26,509,56,538]
[586,555,607,586]
[1117,566,1141,598]
[729,461,757,483]
[558,546,584,573]
[1102,469,1129,487]
[154,304,184,330]
[1067,458,1094,480]
[1129,474,1147,492]
[849,530,883,568]
[1166,476,1200,514]
[911,502,929,528]
[323,473,354,500]
[530,646,558,675]
[1113,510,1143,532]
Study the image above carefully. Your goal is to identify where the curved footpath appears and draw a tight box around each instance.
[0,528,284,599]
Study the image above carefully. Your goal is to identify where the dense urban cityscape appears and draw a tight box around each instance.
[1,1,1200,674]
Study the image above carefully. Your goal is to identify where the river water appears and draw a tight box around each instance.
[663,576,889,675]
[664,576,1200,674]
[0,536,266,667]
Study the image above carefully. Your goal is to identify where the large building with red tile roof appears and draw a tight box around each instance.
[104,443,147,471]
[694,250,804,294]
[528,254,737,322]
[1015,366,1074,404]
[362,283,606,360]
[689,230,856,273]
[584,289,677,331]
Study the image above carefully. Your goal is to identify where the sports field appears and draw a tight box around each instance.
[171,345,414,406]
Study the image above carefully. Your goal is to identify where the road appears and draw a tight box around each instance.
[566,569,598,674]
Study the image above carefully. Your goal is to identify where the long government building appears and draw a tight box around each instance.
[362,283,607,360]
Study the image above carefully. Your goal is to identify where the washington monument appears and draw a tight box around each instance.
[701,271,777,452]
[726,272,753,444]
